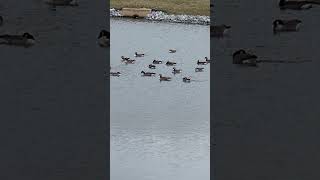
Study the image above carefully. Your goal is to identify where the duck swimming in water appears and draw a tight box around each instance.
[141,71,156,76]
[195,67,204,72]
[159,74,171,81]
[197,60,208,65]
[153,60,162,64]
[0,16,3,26]
[166,61,176,66]
[278,0,317,10]
[232,49,258,66]
[0,32,35,47]
[172,67,182,74]
[121,56,130,60]
[44,0,79,6]
[135,52,145,57]
[169,49,176,53]
[110,72,121,76]
[273,19,302,33]
[211,24,231,37]
[183,77,191,83]
[98,30,110,47]
[148,64,156,69]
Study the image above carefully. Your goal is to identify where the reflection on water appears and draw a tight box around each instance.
[111,19,210,180]
[213,0,320,179]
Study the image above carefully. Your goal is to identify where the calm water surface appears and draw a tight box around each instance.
[111,19,210,180]
[213,0,320,179]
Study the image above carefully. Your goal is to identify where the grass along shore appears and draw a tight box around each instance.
[110,0,210,16]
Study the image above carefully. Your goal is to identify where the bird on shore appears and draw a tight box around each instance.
[0,32,35,47]
[273,19,302,33]
[211,24,231,37]
[98,30,110,47]
[232,49,258,66]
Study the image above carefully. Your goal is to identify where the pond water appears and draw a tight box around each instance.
[213,0,320,179]
[110,18,210,180]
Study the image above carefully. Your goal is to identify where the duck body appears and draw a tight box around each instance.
[183,77,191,83]
[159,74,171,81]
[135,52,145,57]
[273,19,302,33]
[166,61,176,66]
[279,0,313,10]
[211,24,231,37]
[205,57,211,63]
[141,71,156,76]
[195,67,204,72]
[121,56,130,60]
[172,67,182,74]
[197,60,208,65]
[169,49,176,53]
[0,16,3,26]
[98,30,110,47]
[123,59,135,64]
[110,72,121,76]
[148,64,156,69]
[44,0,79,6]
[232,49,258,66]
[153,60,162,64]
[0,33,35,47]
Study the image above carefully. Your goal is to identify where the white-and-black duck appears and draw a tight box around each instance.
[153,60,162,64]
[148,64,156,69]
[135,52,145,57]
[172,67,182,74]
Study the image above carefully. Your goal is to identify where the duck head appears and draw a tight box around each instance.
[233,49,246,58]
[98,30,109,39]
[23,33,35,40]
[273,19,284,33]
[279,0,286,6]
[223,24,231,29]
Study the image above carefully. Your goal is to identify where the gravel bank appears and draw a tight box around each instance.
[110,8,210,25]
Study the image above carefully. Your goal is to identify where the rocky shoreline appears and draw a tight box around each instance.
[110,8,210,25]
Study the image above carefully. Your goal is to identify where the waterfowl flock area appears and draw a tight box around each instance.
[110,18,209,180]
[213,0,320,179]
